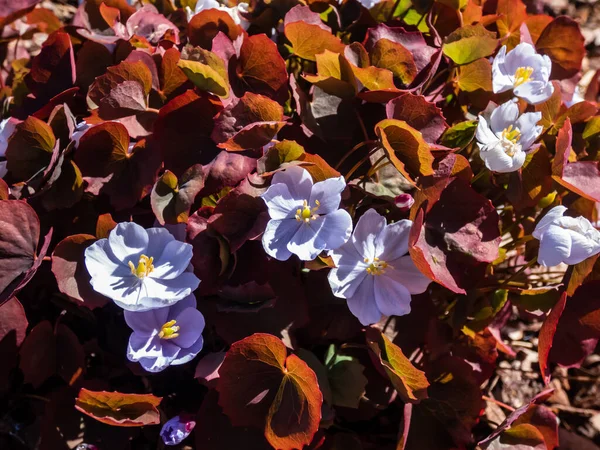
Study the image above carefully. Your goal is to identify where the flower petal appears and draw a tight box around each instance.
[386,256,431,294]
[492,46,513,94]
[504,42,537,73]
[171,335,204,366]
[538,225,572,267]
[288,220,321,261]
[108,222,149,262]
[145,227,176,260]
[151,240,195,279]
[309,176,346,215]
[480,146,520,173]
[262,218,299,261]
[373,274,412,317]
[490,101,519,133]
[532,205,567,239]
[124,307,168,335]
[140,273,200,307]
[313,209,353,253]
[272,166,313,201]
[516,112,543,150]
[475,116,498,146]
[346,275,381,326]
[85,238,129,279]
[375,219,411,261]
[351,209,386,260]
[564,229,600,265]
[514,80,554,105]
[261,182,299,220]
[172,307,205,349]
[328,244,369,299]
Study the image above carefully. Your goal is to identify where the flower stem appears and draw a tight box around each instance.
[471,168,488,185]
[499,257,537,286]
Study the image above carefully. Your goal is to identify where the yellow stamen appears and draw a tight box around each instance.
[158,320,180,339]
[501,125,521,144]
[128,254,154,278]
[514,66,534,87]
[295,199,320,223]
[365,257,390,276]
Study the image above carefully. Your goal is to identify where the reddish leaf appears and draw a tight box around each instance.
[547,282,600,371]
[370,38,417,86]
[88,60,153,119]
[0,0,40,27]
[385,93,448,143]
[365,328,429,403]
[525,15,554,44]
[154,90,223,176]
[552,119,600,202]
[0,201,40,298]
[538,292,567,384]
[505,145,552,210]
[212,92,285,151]
[5,115,56,181]
[75,388,162,427]
[27,31,75,102]
[236,34,288,103]
[19,320,85,387]
[285,21,345,62]
[217,333,322,450]
[157,47,189,100]
[409,178,501,294]
[74,123,161,209]
[51,234,109,309]
[303,50,358,98]
[536,16,585,80]
[0,297,28,346]
[297,152,341,183]
[375,119,435,186]
[188,9,242,49]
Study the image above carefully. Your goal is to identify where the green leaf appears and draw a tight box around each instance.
[442,24,498,65]
[440,120,478,149]
[178,55,229,97]
[324,345,367,409]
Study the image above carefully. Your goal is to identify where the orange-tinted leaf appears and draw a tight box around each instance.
[178,54,229,97]
[538,292,566,384]
[285,21,345,62]
[237,34,288,102]
[298,152,341,182]
[303,50,357,98]
[496,0,527,49]
[258,140,306,175]
[385,92,448,143]
[366,328,429,403]
[506,145,552,210]
[96,213,117,238]
[456,58,493,92]
[370,38,417,86]
[536,16,585,79]
[28,31,75,101]
[375,118,435,185]
[217,333,322,450]
[158,48,189,99]
[188,9,242,49]
[525,15,553,44]
[442,24,498,65]
[75,388,162,427]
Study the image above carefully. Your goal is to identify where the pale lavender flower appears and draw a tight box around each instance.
[161,414,196,446]
[261,166,353,261]
[533,205,600,267]
[476,100,542,173]
[0,117,20,178]
[328,209,430,325]
[492,43,553,105]
[84,222,200,311]
[125,295,205,373]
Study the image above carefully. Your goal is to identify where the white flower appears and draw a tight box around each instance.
[85,222,200,311]
[328,209,430,325]
[358,0,380,9]
[261,166,353,261]
[476,100,542,173]
[492,43,554,105]
[533,205,600,267]
[0,117,20,178]
[71,120,91,148]
[186,0,250,30]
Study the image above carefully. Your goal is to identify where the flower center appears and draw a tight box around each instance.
[128,254,154,279]
[365,257,389,276]
[500,125,522,157]
[295,199,320,223]
[158,320,180,340]
[514,66,534,87]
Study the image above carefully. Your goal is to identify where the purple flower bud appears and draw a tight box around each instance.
[160,415,196,446]
[394,193,414,212]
